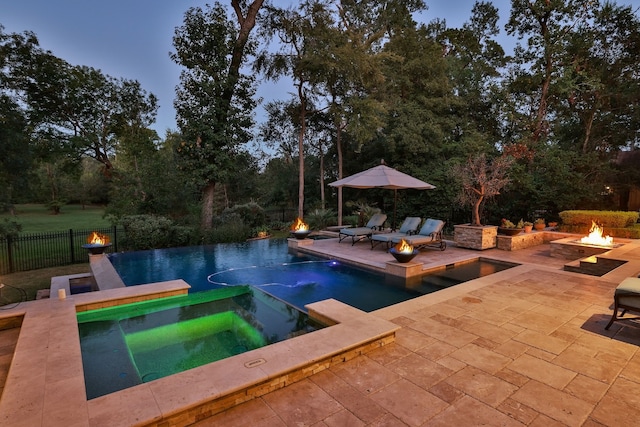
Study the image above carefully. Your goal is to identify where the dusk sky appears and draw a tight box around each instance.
[1,0,515,137]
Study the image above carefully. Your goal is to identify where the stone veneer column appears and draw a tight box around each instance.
[454,224,498,250]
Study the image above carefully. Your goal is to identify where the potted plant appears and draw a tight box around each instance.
[534,218,546,230]
[451,154,515,250]
[498,218,523,236]
[523,221,533,233]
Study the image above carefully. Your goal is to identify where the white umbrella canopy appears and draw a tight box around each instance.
[329,164,436,190]
[329,162,436,228]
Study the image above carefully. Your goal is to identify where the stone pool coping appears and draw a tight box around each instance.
[3,234,640,426]
[0,279,399,427]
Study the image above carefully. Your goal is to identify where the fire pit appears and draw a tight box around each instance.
[82,231,112,255]
[579,221,614,247]
[290,218,311,239]
[389,239,418,263]
[550,221,623,259]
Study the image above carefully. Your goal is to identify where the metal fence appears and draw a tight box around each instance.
[0,226,123,274]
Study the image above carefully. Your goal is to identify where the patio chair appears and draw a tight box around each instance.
[605,277,640,330]
[338,213,387,245]
[392,218,446,251]
[370,217,422,250]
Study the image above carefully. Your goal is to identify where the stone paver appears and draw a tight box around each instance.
[192,240,640,426]
[5,238,640,426]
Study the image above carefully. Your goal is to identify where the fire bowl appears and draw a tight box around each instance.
[291,230,311,240]
[389,247,419,263]
[82,243,112,255]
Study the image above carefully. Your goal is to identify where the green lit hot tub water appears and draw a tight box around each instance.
[77,286,325,399]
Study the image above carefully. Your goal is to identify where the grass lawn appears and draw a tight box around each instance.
[1,204,110,233]
[0,263,90,305]
[0,204,109,306]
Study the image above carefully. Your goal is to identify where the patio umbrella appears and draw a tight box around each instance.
[329,161,436,229]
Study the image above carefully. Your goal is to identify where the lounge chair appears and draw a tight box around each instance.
[338,213,387,245]
[370,217,422,250]
[392,218,446,251]
[605,277,640,330]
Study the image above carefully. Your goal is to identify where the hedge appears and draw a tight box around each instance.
[559,210,639,228]
[559,210,640,238]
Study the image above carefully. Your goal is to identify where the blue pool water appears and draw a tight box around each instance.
[108,239,517,312]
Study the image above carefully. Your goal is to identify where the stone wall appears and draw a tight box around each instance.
[497,231,546,251]
[454,225,497,250]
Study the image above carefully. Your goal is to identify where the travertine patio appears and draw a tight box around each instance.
[2,232,640,426]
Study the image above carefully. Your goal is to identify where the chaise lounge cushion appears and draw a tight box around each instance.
[338,213,387,245]
[370,217,422,249]
[605,276,640,330]
[615,277,640,307]
[391,218,446,251]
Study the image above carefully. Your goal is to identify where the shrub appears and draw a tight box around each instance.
[221,202,266,229]
[305,209,337,230]
[559,210,639,228]
[119,215,193,250]
[268,220,289,231]
[0,218,22,239]
[206,213,250,243]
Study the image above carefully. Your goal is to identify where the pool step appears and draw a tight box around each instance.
[564,256,626,276]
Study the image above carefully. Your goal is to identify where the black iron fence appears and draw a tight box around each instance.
[0,226,124,274]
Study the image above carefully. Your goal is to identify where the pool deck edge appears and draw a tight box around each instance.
[0,285,399,427]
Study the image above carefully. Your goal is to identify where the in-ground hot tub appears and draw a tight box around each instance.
[77,285,326,399]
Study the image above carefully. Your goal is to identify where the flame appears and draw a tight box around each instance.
[87,231,110,245]
[580,221,613,246]
[394,239,414,254]
[291,218,309,232]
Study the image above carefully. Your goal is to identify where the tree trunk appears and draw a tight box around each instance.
[297,85,306,220]
[472,195,484,226]
[336,121,344,226]
[201,182,216,231]
[319,144,325,210]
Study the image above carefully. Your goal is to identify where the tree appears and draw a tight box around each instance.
[9,47,158,175]
[505,0,595,145]
[171,0,264,230]
[453,153,514,226]
[256,2,327,219]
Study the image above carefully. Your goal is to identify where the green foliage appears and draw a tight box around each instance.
[45,199,66,215]
[500,218,517,228]
[171,3,261,229]
[205,213,250,243]
[345,201,382,227]
[0,218,22,239]
[119,215,193,250]
[267,220,289,231]
[559,210,639,228]
[0,204,109,233]
[305,209,337,230]
[221,202,266,229]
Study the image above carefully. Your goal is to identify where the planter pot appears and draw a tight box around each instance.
[454,224,498,250]
[534,223,545,231]
[548,222,558,228]
[498,227,523,236]
[524,225,533,233]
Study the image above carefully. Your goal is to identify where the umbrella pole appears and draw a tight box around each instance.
[393,189,397,231]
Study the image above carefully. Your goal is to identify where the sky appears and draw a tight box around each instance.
[1,0,514,137]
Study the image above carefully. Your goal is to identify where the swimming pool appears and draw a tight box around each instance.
[108,239,517,312]
[77,285,325,399]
